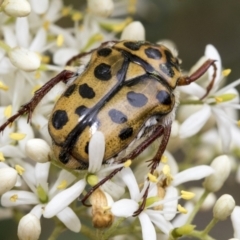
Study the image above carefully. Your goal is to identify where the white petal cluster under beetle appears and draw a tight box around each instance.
[0,40,217,214]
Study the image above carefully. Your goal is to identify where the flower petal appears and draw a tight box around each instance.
[53,48,79,66]
[30,0,49,14]
[35,162,50,192]
[231,206,240,238]
[44,180,86,218]
[138,212,156,240]
[111,199,138,217]
[179,104,211,138]
[163,186,178,221]
[15,17,29,48]
[120,167,140,201]
[172,165,214,186]
[146,209,173,235]
[56,207,81,232]
[88,131,105,173]
[1,190,39,207]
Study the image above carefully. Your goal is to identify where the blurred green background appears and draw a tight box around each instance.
[1,0,240,239]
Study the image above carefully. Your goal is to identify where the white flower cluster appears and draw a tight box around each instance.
[0,0,240,240]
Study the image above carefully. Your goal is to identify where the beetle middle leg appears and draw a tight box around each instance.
[0,70,75,132]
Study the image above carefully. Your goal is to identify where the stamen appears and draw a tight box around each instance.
[123,159,132,167]
[71,11,83,21]
[215,93,236,103]
[43,21,50,31]
[37,184,48,203]
[222,69,231,77]
[61,6,72,16]
[57,180,68,189]
[181,190,195,200]
[10,194,18,202]
[161,155,168,163]
[148,173,157,183]
[0,81,9,91]
[237,120,240,127]
[9,133,26,141]
[4,105,12,118]
[0,152,5,161]
[177,204,188,214]
[15,165,25,175]
[56,34,64,47]
[162,164,171,175]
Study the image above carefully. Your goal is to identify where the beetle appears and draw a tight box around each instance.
[0,40,216,211]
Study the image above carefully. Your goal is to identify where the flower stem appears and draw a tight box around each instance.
[201,218,218,237]
[80,225,99,239]
[186,189,209,224]
[48,221,65,240]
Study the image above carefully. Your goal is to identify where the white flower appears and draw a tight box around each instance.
[18,213,41,240]
[1,161,80,232]
[0,166,18,195]
[231,206,240,239]
[2,0,31,17]
[179,44,240,151]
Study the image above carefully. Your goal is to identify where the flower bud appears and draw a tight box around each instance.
[18,213,41,240]
[88,0,114,17]
[2,0,31,17]
[203,155,231,192]
[213,194,235,221]
[0,167,18,195]
[90,189,114,228]
[8,47,40,72]
[120,21,145,41]
[25,138,51,163]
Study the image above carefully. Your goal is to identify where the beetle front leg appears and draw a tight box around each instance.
[0,70,75,132]
[177,59,217,99]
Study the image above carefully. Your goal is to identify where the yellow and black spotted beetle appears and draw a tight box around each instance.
[0,40,216,212]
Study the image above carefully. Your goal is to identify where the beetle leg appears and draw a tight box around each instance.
[177,59,217,99]
[132,122,172,216]
[81,124,165,206]
[0,70,75,132]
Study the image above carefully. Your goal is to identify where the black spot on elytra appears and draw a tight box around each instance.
[145,47,162,59]
[84,141,89,154]
[119,127,133,140]
[97,48,112,57]
[75,105,88,116]
[159,63,175,78]
[156,90,172,105]
[164,50,180,71]
[94,63,112,81]
[52,110,68,129]
[64,84,76,97]
[108,109,128,124]
[123,41,141,51]
[79,83,95,99]
[127,91,148,108]
[59,151,69,164]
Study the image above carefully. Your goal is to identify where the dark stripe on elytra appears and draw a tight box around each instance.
[64,84,76,97]
[164,50,180,71]
[58,56,130,164]
[159,63,175,78]
[52,110,69,130]
[79,83,95,99]
[119,127,133,140]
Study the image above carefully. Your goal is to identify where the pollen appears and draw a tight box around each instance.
[161,155,168,163]
[237,120,240,127]
[15,165,25,175]
[71,11,83,21]
[0,81,9,91]
[181,190,195,200]
[41,55,50,64]
[162,164,171,175]
[215,96,223,103]
[4,105,12,118]
[0,152,5,161]
[148,173,158,183]
[10,194,18,202]
[123,159,132,167]
[57,180,68,189]
[222,69,231,77]
[9,133,26,141]
[56,34,64,47]
[177,204,188,214]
